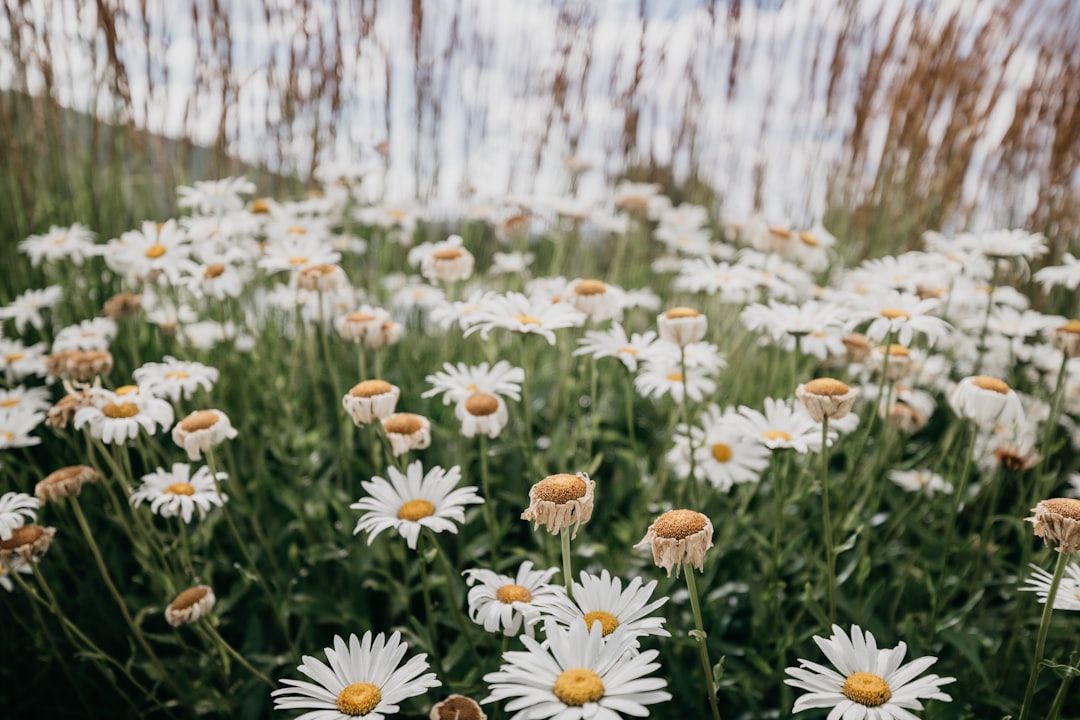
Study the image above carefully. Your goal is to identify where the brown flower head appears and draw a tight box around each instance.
[521,472,595,539]
[634,509,714,577]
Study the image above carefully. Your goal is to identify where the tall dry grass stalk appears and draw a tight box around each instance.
[0,0,1077,261]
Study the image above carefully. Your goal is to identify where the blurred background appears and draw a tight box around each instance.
[1,0,1078,272]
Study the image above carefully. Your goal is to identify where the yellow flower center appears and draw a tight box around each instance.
[617,347,639,356]
[432,247,465,261]
[798,231,819,247]
[515,314,541,327]
[842,672,892,707]
[249,198,271,214]
[102,402,139,419]
[5,353,25,362]
[665,306,699,319]
[1057,319,1080,335]
[884,344,910,357]
[203,263,226,279]
[144,243,167,259]
[165,370,190,380]
[652,509,708,540]
[762,429,792,442]
[768,226,792,239]
[0,398,19,408]
[51,235,68,245]
[972,375,1010,394]
[350,380,393,398]
[336,682,382,716]
[880,307,910,320]
[166,483,196,496]
[804,378,850,396]
[711,443,732,462]
[397,499,435,521]
[347,312,377,323]
[583,610,619,636]
[553,668,605,706]
[464,392,500,417]
[534,474,587,503]
[1,431,14,443]
[288,256,309,265]
[115,385,139,396]
[0,525,45,549]
[574,279,607,296]
[180,410,220,432]
[388,209,408,221]
[496,584,533,604]
[666,372,684,382]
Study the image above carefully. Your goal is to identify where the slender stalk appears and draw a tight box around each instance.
[415,542,448,681]
[478,434,499,553]
[684,568,723,720]
[560,527,574,598]
[820,416,837,625]
[202,620,276,688]
[426,530,480,653]
[679,344,698,507]
[69,496,180,695]
[623,369,637,447]
[928,423,978,636]
[1018,551,1069,720]
[1046,651,1078,720]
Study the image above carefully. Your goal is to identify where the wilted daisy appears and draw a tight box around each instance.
[0,491,40,541]
[948,375,1026,432]
[380,413,432,457]
[35,465,99,503]
[130,463,228,524]
[1021,561,1080,611]
[521,472,595,539]
[1027,498,1080,554]
[462,560,567,637]
[635,509,714,577]
[172,409,238,461]
[134,356,220,401]
[455,392,510,438]
[343,380,401,427]
[784,624,954,718]
[165,585,217,626]
[542,569,669,643]
[0,524,56,564]
[888,469,953,496]
[351,461,482,550]
[336,305,392,346]
[797,378,860,423]
[567,278,626,322]
[272,631,441,719]
[419,235,475,283]
[46,349,114,382]
[656,306,707,346]
[73,387,174,444]
[429,694,487,720]
[482,619,671,719]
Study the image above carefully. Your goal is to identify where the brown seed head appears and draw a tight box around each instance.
[384,413,424,435]
[652,509,709,540]
[665,306,699,319]
[464,393,500,417]
[972,375,1010,394]
[180,410,220,432]
[573,279,607,296]
[0,525,45,550]
[1042,498,1080,521]
[170,586,211,612]
[350,380,393,398]
[534,474,588,503]
[203,263,226,279]
[803,378,851,396]
[432,247,465,261]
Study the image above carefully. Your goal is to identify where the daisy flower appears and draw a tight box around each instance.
[422,361,524,405]
[740,299,850,350]
[852,292,951,348]
[0,405,47,449]
[541,569,670,643]
[351,461,483,550]
[574,324,657,372]
[0,339,48,383]
[465,292,585,346]
[737,398,831,453]
[0,491,40,541]
[18,223,98,266]
[103,219,191,284]
[1034,252,1080,291]
[463,560,567,637]
[52,317,119,353]
[177,176,256,216]
[455,392,510,439]
[482,619,671,719]
[134,356,220,401]
[73,387,174,444]
[172,409,239,461]
[271,631,440,719]
[0,386,53,415]
[888,470,953,496]
[258,234,341,275]
[129,463,227,524]
[689,406,771,492]
[1021,561,1080,611]
[0,286,63,333]
[947,375,1026,432]
[165,585,217,626]
[418,235,475,283]
[566,278,627,322]
[634,356,717,403]
[784,624,954,719]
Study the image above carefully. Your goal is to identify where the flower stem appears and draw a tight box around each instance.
[202,619,276,688]
[928,423,977,636]
[684,568,722,720]
[820,416,837,625]
[1019,550,1069,720]
[679,344,699,507]
[561,527,574,598]
[478,434,499,554]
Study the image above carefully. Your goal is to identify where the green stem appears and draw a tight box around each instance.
[427,531,481,654]
[820,417,837,625]
[1046,651,1079,720]
[70,497,180,692]
[679,345,698,507]
[561,527,574,598]
[202,620,276,688]
[1019,551,1070,720]
[928,423,978,636]
[416,542,448,681]
[478,434,499,554]
[685,568,723,720]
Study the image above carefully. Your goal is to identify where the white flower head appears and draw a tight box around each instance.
[0,491,40,541]
[130,463,227,524]
[351,461,482,550]
[171,409,238,461]
[463,560,567,637]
